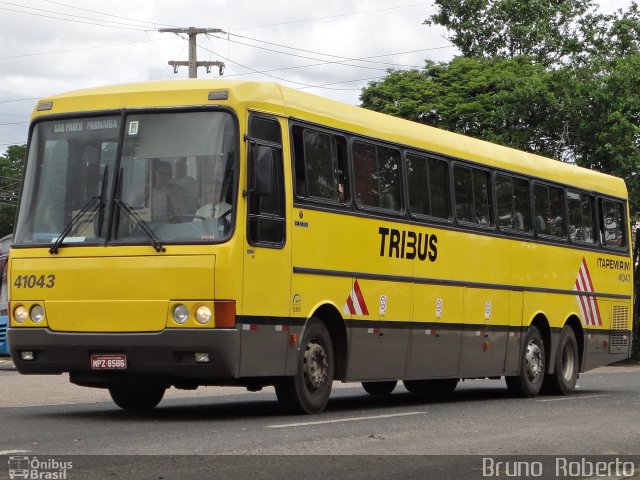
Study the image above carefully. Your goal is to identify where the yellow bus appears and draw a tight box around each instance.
[8,80,634,414]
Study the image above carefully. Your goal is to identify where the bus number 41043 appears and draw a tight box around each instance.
[13,274,56,288]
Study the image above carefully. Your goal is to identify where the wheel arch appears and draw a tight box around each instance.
[307,303,348,381]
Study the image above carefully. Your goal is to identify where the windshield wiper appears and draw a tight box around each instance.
[49,196,101,255]
[114,199,166,253]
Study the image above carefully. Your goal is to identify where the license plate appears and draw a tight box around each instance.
[90,354,127,370]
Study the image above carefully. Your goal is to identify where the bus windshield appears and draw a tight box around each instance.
[15,110,238,247]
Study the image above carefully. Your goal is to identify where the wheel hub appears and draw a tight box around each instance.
[304,341,328,390]
[525,341,543,382]
[561,344,575,382]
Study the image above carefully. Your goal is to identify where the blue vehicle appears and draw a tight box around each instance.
[0,234,11,356]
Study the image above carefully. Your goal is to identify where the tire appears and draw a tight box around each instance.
[506,325,545,397]
[543,326,579,395]
[275,318,334,414]
[108,385,166,410]
[362,380,397,395]
[402,378,459,398]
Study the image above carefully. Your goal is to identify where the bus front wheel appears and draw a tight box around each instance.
[506,325,545,397]
[275,318,334,414]
[108,385,166,410]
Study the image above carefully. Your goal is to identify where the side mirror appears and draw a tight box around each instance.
[250,145,274,196]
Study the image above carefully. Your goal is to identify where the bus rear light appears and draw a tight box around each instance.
[214,301,236,329]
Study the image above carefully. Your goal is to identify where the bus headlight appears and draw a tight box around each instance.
[172,304,189,324]
[13,305,28,323]
[30,305,45,323]
[195,305,212,324]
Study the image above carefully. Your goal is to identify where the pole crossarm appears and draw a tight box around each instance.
[159,27,226,78]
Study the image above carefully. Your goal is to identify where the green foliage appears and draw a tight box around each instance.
[0,144,26,237]
[426,0,594,65]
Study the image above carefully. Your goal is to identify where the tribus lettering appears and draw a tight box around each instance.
[378,227,437,262]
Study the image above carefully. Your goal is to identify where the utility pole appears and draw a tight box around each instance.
[158,27,225,78]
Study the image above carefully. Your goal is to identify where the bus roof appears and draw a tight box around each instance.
[32,79,627,199]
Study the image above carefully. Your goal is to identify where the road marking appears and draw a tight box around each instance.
[266,411,425,429]
[0,450,31,455]
[536,394,611,402]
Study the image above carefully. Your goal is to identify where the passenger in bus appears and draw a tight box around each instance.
[194,183,231,221]
[150,161,188,222]
[171,158,198,211]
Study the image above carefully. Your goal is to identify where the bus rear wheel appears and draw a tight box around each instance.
[108,385,166,410]
[402,378,458,398]
[275,318,334,414]
[362,380,397,395]
[543,326,579,395]
[506,325,545,397]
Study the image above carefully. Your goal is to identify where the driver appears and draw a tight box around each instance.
[194,183,231,221]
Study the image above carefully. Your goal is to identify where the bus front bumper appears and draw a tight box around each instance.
[7,327,240,384]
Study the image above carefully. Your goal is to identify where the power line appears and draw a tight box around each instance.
[0,98,38,104]
[42,0,176,29]
[0,3,150,31]
[215,34,390,72]
[196,43,380,91]
[0,38,165,61]
[228,33,451,66]
[227,2,430,31]
[220,32,451,70]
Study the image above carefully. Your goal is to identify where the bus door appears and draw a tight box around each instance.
[239,114,291,377]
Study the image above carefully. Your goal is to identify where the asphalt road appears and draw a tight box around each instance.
[1,357,640,479]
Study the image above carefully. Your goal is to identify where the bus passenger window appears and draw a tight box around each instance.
[353,141,401,211]
[534,184,566,238]
[567,191,595,243]
[407,154,449,219]
[600,199,626,248]
[496,174,530,232]
[454,166,492,226]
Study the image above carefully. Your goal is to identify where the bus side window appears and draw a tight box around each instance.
[600,199,626,248]
[407,153,450,220]
[496,174,530,232]
[534,183,566,239]
[454,165,492,226]
[568,191,595,244]
[353,141,401,212]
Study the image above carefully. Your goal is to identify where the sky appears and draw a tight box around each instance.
[0,0,633,153]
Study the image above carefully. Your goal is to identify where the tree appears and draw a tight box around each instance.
[360,57,563,158]
[425,0,595,66]
[0,144,26,237]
